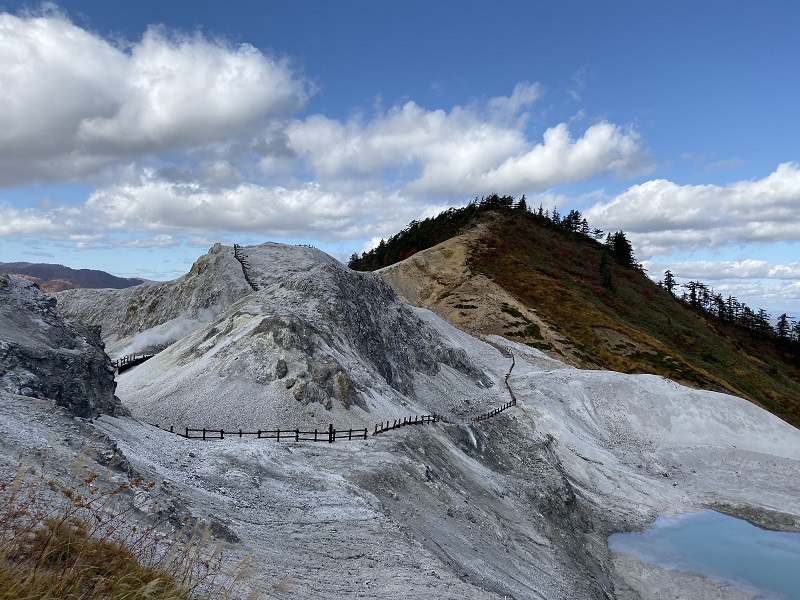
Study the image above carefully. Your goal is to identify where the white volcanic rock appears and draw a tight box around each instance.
[116,243,495,431]
[54,242,252,357]
[4,242,799,599]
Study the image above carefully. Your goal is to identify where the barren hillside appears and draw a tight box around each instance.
[2,243,798,599]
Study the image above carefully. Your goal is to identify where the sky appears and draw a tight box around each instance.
[1,1,799,316]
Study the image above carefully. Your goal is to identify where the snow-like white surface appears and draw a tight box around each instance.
[117,243,504,431]
[6,242,800,599]
[54,243,252,357]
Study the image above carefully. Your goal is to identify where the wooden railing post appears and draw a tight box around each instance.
[329,423,334,443]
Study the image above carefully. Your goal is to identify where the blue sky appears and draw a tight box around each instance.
[1,1,799,316]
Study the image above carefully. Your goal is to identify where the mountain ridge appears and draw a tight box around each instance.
[371,204,800,428]
[0,261,146,292]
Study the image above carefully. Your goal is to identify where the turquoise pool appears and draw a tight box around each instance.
[609,510,800,599]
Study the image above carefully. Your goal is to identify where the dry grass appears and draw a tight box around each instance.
[0,462,253,599]
[470,210,800,427]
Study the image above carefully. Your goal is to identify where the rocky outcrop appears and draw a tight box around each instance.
[54,243,253,357]
[0,274,126,418]
[113,243,495,430]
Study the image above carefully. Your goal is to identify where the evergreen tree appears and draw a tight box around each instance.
[777,313,791,339]
[663,269,677,295]
[517,195,528,212]
[599,252,614,290]
[605,231,636,267]
[713,294,726,319]
[756,309,773,334]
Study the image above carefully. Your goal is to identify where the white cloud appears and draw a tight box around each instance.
[586,162,800,259]
[0,170,427,245]
[116,234,182,248]
[0,10,650,254]
[645,259,800,281]
[0,10,308,185]
[471,122,649,194]
[487,81,543,122]
[286,104,647,198]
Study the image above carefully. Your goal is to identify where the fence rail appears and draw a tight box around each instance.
[471,398,516,423]
[233,243,259,291]
[153,423,369,443]
[114,354,155,373]
[149,349,520,442]
[372,414,444,435]
[471,349,517,422]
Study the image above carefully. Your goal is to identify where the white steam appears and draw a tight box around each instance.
[115,309,215,357]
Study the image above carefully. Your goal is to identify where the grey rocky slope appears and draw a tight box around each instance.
[68,243,493,430]
[54,242,253,357]
[2,244,799,599]
[0,274,125,418]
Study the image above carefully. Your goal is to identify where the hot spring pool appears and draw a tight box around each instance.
[609,510,800,599]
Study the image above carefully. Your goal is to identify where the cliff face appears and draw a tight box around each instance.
[54,243,253,357]
[0,274,126,418]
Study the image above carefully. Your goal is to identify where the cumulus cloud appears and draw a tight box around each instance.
[472,122,648,193]
[0,170,425,245]
[286,103,647,198]
[0,10,650,252]
[586,162,800,258]
[0,9,308,185]
[645,260,800,281]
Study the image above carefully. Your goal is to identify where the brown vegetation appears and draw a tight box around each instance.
[0,462,250,599]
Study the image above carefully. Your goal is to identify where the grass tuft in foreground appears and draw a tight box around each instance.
[0,462,252,599]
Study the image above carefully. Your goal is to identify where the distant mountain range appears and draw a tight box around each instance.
[0,262,145,292]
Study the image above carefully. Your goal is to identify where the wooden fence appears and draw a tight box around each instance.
[233,244,259,291]
[114,354,155,373]
[471,398,516,423]
[153,423,368,442]
[372,414,444,435]
[471,349,517,422]
[148,349,520,442]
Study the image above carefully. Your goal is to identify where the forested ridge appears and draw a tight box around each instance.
[349,194,637,271]
[354,195,800,427]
